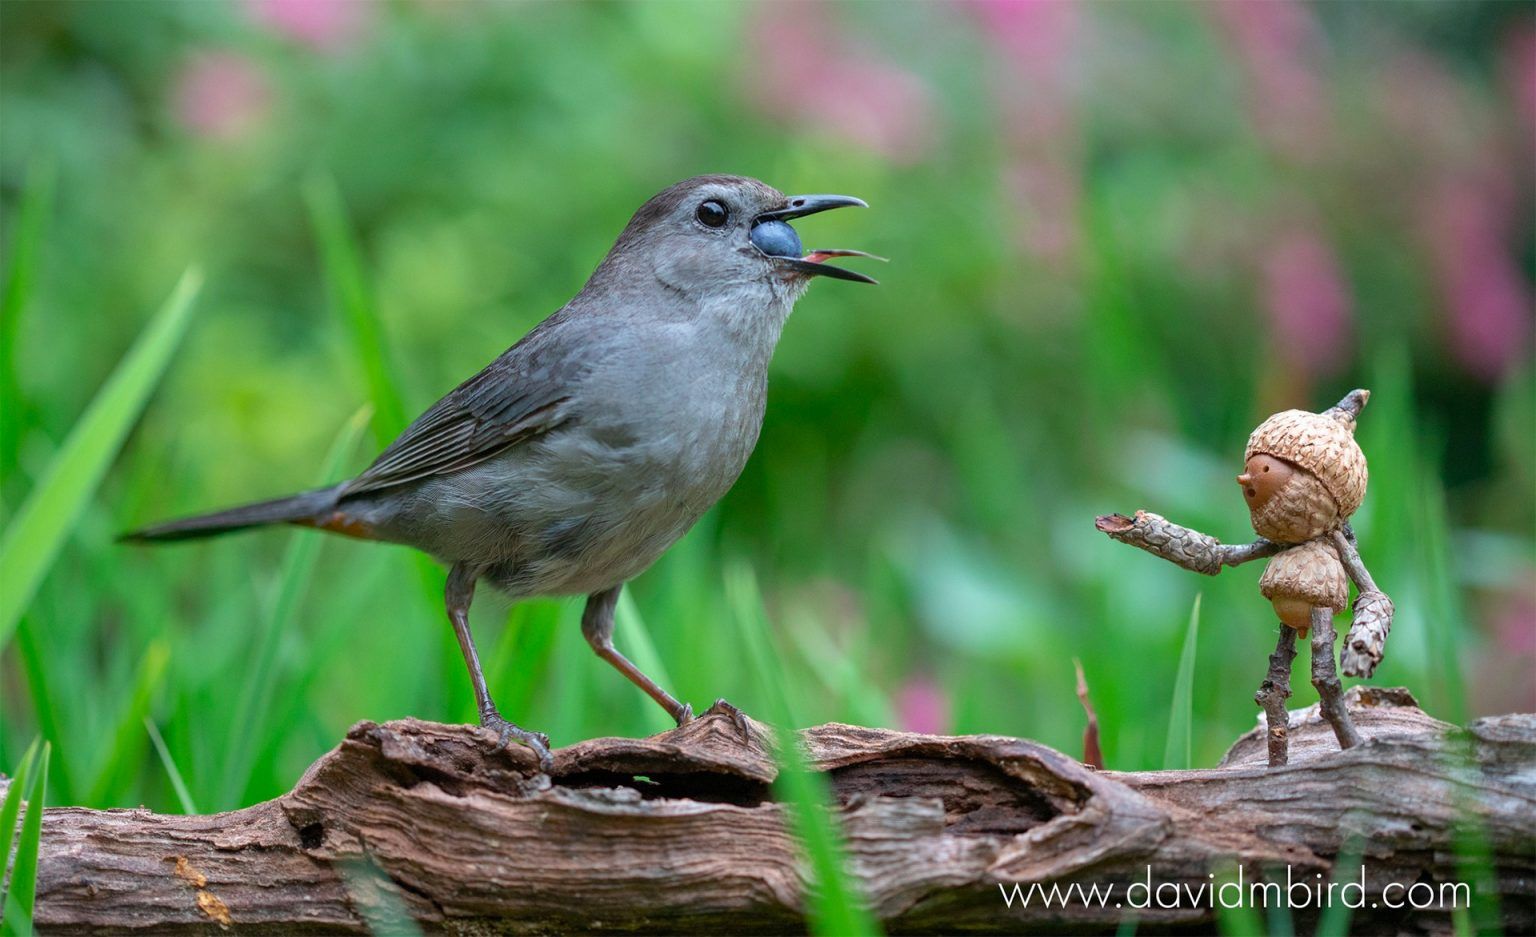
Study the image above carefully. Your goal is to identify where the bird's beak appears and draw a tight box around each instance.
[757,194,882,284]
[757,194,869,222]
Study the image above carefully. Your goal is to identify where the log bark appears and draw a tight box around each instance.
[16,689,1535,935]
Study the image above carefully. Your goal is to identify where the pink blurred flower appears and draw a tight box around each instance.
[1374,49,1472,164]
[1493,587,1536,656]
[1367,46,1532,382]
[967,0,1078,104]
[746,4,937,164]
[246,0,370,53]
[1003,160,1080,266]
[1262,225,1353,379]
[963,0,1083,264]
[1419,178,1533,383]
[1476,586,1536,714]
[1505,24,1536,135]
[896,675,950,736]
[172,52,272,141]
[1208,0,1329,162]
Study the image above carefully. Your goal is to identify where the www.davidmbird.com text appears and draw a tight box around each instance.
[999,865,1470,912]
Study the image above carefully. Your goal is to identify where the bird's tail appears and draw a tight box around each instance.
[120,485,344,543]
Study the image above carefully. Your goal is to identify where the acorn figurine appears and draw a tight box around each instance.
[1095,389,1394,767]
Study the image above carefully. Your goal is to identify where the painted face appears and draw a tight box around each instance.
[1237,454,1294,512]
[1241,454,1341,543]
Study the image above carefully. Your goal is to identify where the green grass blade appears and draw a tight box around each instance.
[1314,835,1363,937]
[219,405,371,808]
[144,718,197,816]
[12,621,75,804]
[0,740,39,887]
[0,159,55,486]
[487,600,563,722]
[304,172,459,720]
[725,562,879,937]
[1447,745,1502,936]
[1212,861,1265,936]
[785,611,893,729]
[2,742,49,936]
[0,161,52,347]
[1163,594,1200,771]
[1264,882,1294,937]
[0,268,203,650]
[86,640,169,806]
[304,171,408,445]
[1414,463,1468,726]
[615,590,680,735]
[303,172,464,720]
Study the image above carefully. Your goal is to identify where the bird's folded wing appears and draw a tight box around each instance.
[341,339,581,496]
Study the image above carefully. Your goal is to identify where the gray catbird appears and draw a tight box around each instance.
[125,175,876,769]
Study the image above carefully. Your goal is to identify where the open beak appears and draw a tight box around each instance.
[756,194,882,284]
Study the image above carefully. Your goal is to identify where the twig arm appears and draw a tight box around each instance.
[1095,510,1281,576]
[1333,524,1380,592]
[1332,527,1394,678]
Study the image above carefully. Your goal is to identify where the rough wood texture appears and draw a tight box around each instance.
[17,691,1535,935]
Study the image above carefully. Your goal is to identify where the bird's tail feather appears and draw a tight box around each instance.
[120,485,343,543]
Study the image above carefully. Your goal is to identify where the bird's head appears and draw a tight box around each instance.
[600,175,878,306]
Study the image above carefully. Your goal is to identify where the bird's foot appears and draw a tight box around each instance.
[670,699,752,738]
[704,698,754,739]
[479,711,554,773]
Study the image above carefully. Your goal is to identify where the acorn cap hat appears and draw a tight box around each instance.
[1245,399,1368,518]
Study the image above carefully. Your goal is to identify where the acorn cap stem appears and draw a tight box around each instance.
[1326,388,1370,424]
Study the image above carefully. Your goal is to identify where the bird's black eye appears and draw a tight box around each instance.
[695,200,728,228]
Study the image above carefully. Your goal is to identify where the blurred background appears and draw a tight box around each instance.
[2,0,1532,813]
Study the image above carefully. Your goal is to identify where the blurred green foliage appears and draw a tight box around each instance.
[1,0,1532,820]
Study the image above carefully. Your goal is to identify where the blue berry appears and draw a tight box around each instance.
[749,220,803,258]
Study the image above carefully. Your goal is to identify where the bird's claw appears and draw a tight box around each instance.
[671,699,752,739]
[706,698,754,739]
[480,712,554,773]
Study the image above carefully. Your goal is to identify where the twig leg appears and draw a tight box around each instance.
[1309,606,1362,750]
[1255,626,1298,767]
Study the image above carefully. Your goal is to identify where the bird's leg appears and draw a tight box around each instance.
[445,562,552,770]
[582,585,693,726]
[1309,606,1361,751]
[1254,624,1297,767]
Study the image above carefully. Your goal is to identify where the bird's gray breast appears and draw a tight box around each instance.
[574,318,769,516]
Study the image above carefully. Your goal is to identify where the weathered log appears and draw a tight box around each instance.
[18,689,1536,934]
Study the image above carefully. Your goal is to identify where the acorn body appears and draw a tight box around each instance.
[1259,539,1349,636]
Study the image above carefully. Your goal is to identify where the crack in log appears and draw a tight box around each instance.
[555,769,771,807]
[830,757,1063,835]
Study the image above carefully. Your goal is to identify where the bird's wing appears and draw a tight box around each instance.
[341,318,584,496]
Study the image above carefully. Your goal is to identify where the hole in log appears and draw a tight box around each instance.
[299,822,325,849]
[556,769,771,807]
[829,757,1067,835]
